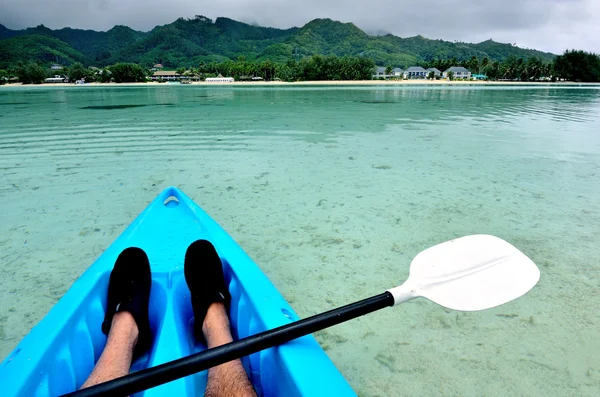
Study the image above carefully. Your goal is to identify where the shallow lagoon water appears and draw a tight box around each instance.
[1,84,599,396]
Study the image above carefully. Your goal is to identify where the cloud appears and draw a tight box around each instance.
[0,0,598,54]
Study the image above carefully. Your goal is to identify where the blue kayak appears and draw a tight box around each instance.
[0,187,355,396]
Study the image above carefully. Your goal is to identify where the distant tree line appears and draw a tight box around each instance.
[194,55,375,81]
[553,50,600,82]
[0,62,148,84]
[1,55,374,84]
[2,50,599,84]
[12,62,48,84]
[108,63,147,83]
[67,62,147,83]
[421,50,600,82]
[423,55,552,81]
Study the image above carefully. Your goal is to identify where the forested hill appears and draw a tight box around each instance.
[0,16,556,69]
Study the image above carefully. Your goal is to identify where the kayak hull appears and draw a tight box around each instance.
[0,187,355,396]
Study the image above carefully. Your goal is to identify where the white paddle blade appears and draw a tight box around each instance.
[388,235,540,311]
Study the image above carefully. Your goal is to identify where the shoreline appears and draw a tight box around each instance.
[1,80,598,88]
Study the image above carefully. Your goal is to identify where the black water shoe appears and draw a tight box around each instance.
[184,239,231,340]
[102,247,152,357]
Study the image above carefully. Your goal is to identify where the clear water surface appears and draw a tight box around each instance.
[0,84,599,396]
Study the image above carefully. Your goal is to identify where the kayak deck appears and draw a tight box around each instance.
[0,187,355,396]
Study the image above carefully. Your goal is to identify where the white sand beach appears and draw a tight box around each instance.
[2,80,595,88]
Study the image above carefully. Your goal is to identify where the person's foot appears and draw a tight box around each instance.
[184,240,231,340]
[102,247,152,357]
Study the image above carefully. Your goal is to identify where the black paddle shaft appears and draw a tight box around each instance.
[62,292,394,397]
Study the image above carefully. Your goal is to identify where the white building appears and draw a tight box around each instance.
[372,67,387,79]
[404,66,428,79]
[391,68,404,77]
[426,68,442,78]
[151,71,181,81]
[205,77,235,83]
[372,67,404,79]
[443,67,472,80]
[44,75,68,83]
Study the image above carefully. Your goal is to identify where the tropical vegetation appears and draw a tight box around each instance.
[1,16,599,83]
[15,62,48,84]
[108,63,147,83]
[0,16,555,70]
[423,55,554,81]
[423,51,600,82]
[553,50,600,82]
[66,62,89,81]
[5,50,600,84]
[0,34,86,69]
[197,55,375,81]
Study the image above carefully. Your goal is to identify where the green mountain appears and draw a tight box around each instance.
[0,23,17,39]
[0,16,556,69]
[102,16,293,66]
[0,34,87,68]
[471,40,553,62]
[51,25,147,63]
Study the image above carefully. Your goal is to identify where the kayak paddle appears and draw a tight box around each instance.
[63,234,540,397]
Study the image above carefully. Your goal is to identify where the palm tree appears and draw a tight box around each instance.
[525,57,543,81]
[468,56,479,74]
[487,61,500,80]
[481,57,489,74]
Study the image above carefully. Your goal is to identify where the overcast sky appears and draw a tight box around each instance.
[1,0,598,54]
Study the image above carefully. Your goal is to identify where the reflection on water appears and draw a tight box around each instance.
[1,85,600,396]
[80,104,151,110]
[2,86,598,157]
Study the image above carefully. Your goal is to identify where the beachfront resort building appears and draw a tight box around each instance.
[205,77,235,83]
[444,67,471,79]
[373,67,387,78]
[372,67,404,79]
[44,75,68,83]
[426,68,442,78]
[151,71,181,81]
[391,68,403,77]
[405,66,428,79]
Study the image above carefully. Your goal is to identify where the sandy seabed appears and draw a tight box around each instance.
[0,85,599,396]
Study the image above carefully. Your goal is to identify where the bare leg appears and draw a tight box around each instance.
[81,312,138,388]
[202,302,257,397]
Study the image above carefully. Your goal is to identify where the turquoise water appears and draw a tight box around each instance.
[1,85,599,396]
